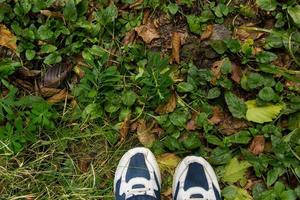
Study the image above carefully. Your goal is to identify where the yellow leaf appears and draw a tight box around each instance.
[0,24,17,50]
[222,157,251,184]
[246,100,284,123]
[157,153,181,173]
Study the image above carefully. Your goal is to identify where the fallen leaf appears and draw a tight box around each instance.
[42,62,73,88]
[40,10,63,18]
[209,106,224,124]
[129,0,144,9]
[211,60,223,85]
[0,24,17,50]
[47,89,72,104]
[142,9,150,24]
[137,119,156,147]
[249,135,265,155]
[157,153,181,172]
[218,114,249,135]
[246,100,284,123]
[119,115,131,141]
[155,93,177,114]
[15,79,33,91]
[200,24,213,41]
[135,22,160,44]
[234,26,265,41]
[77,155,92,173]
[40,87,62,97]
[162,188,172,200]
[122,30,136,45]
[186,118,197,131]
[18,67,41,77]
[222,157,251,184]
[171,32,181,64]
[231,62,243,83]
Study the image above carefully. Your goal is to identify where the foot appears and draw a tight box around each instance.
[172,156,221,200]
[114,147,161,200]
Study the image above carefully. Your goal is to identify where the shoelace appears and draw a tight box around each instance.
[127,187,150,196]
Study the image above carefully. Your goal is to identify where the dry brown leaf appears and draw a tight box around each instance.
[47,89,72,104]
[129,0,144,9]
[40,87,62,97]
[77,155,92,173]
[155,93,177,114]
[231,62,243,83]
[171,32,181,64]
[0,24,17,50]
[120,115,131,141]
[40,10,63,18]
[157,153,181,172]
[18,68,41,77]
[186,112,197,131]
[249,135,265,155]
[137,119,156,147]
[142,9,150,25]
[135,22,160,44]
[200,24,213,41]
[0,46,18,60]
[209,106,224,125]
[218,114,249,135]
[211,60,223,85]
[15,79,33,91]
[43,63,73,88]
[234,26,265,41]
[123,30,136,45]
[162,187,172,200]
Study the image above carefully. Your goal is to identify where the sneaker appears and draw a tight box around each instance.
[114,147,161,200]
[172,156,221,200]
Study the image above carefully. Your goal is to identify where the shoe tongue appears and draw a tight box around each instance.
[190,194,204,199]
[132,184,145,189]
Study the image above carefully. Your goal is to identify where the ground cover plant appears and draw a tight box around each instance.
[0,0,300,199]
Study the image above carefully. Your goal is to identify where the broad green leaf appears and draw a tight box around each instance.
[222,157,251,183]
[63,0,77,21]
[222,185,253,200]
[288,5,300,26]
[221,58,232,74]
[167,3,179,15]
[207,87,221,99]
[258,87,275,102]
[256,51,278,63]
[37,25,53,40]
[246,100,284,123]
[183,133,201,150]
[122,90,137,106]
[256,0,277,11]
[225,92,247,119]
[40,44,57,54]
[210,40,227,54]
[44,52,62,65]
[169,111,188,127]
[25,49,35,61]
[186,15,201,35]
[177,82,194,93]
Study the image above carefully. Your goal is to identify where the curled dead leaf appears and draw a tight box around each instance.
[209,106,224,125]
[186,113,197,131]
[129,0,144,9]
[40,10,63,19]
[249,135,265,155]
[231,62,243,83]
[157,153,181,172]
[155,93,177,115]
[43,63,73,88]
[47,89,73,104]
[137,119,156,147]
[0,24,17,50]
[135,22,160,44]
[171,32,181,64]
[119,115,131,142]
[200,24,213,41]
[142,9,150,25]
[218,114,249,135]
[211,60,223,85]
[18,67,41,77]
[234,26,265,41]
[40,87,62,97]
[15,79,33,91]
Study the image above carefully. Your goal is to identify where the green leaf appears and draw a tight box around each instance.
[122,90,137,106]
[44,52,62,65]
[267,167,284,186]
[258,87,275,102]
[176,82,194,93]
[167,3,179,15]
[288,5,300,26]
[246,100,284,123]
[63,0,77,21]
[25,49,36,61]
[210,40,227,54]
[37,25,53,40]
[256,0,277,11]
[280,190,297,200]
[221,58,232,74]
[222,157,251,183]
[225,92,247,119]
[169,111,188,127]
[186,15,201,35]
[82,103,103,120]
[40,44,57,54]
[222,185,253,200]
[224,39,241,53]
[183,133,201,150]
[256,51,278,63]
[207,87,221,99]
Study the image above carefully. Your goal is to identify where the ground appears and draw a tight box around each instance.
[0,0,300,199]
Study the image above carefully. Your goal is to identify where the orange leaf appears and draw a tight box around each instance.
[249,135,265,155]
[155,93,177,114]
[171,32,181,64]
[135,22,160,44]
[0,24,17,50]
[200,24,213,41]
[209,106,224,124]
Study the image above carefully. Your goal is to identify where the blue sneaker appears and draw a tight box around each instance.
[172,156,221,200]
[114,147,161,200]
